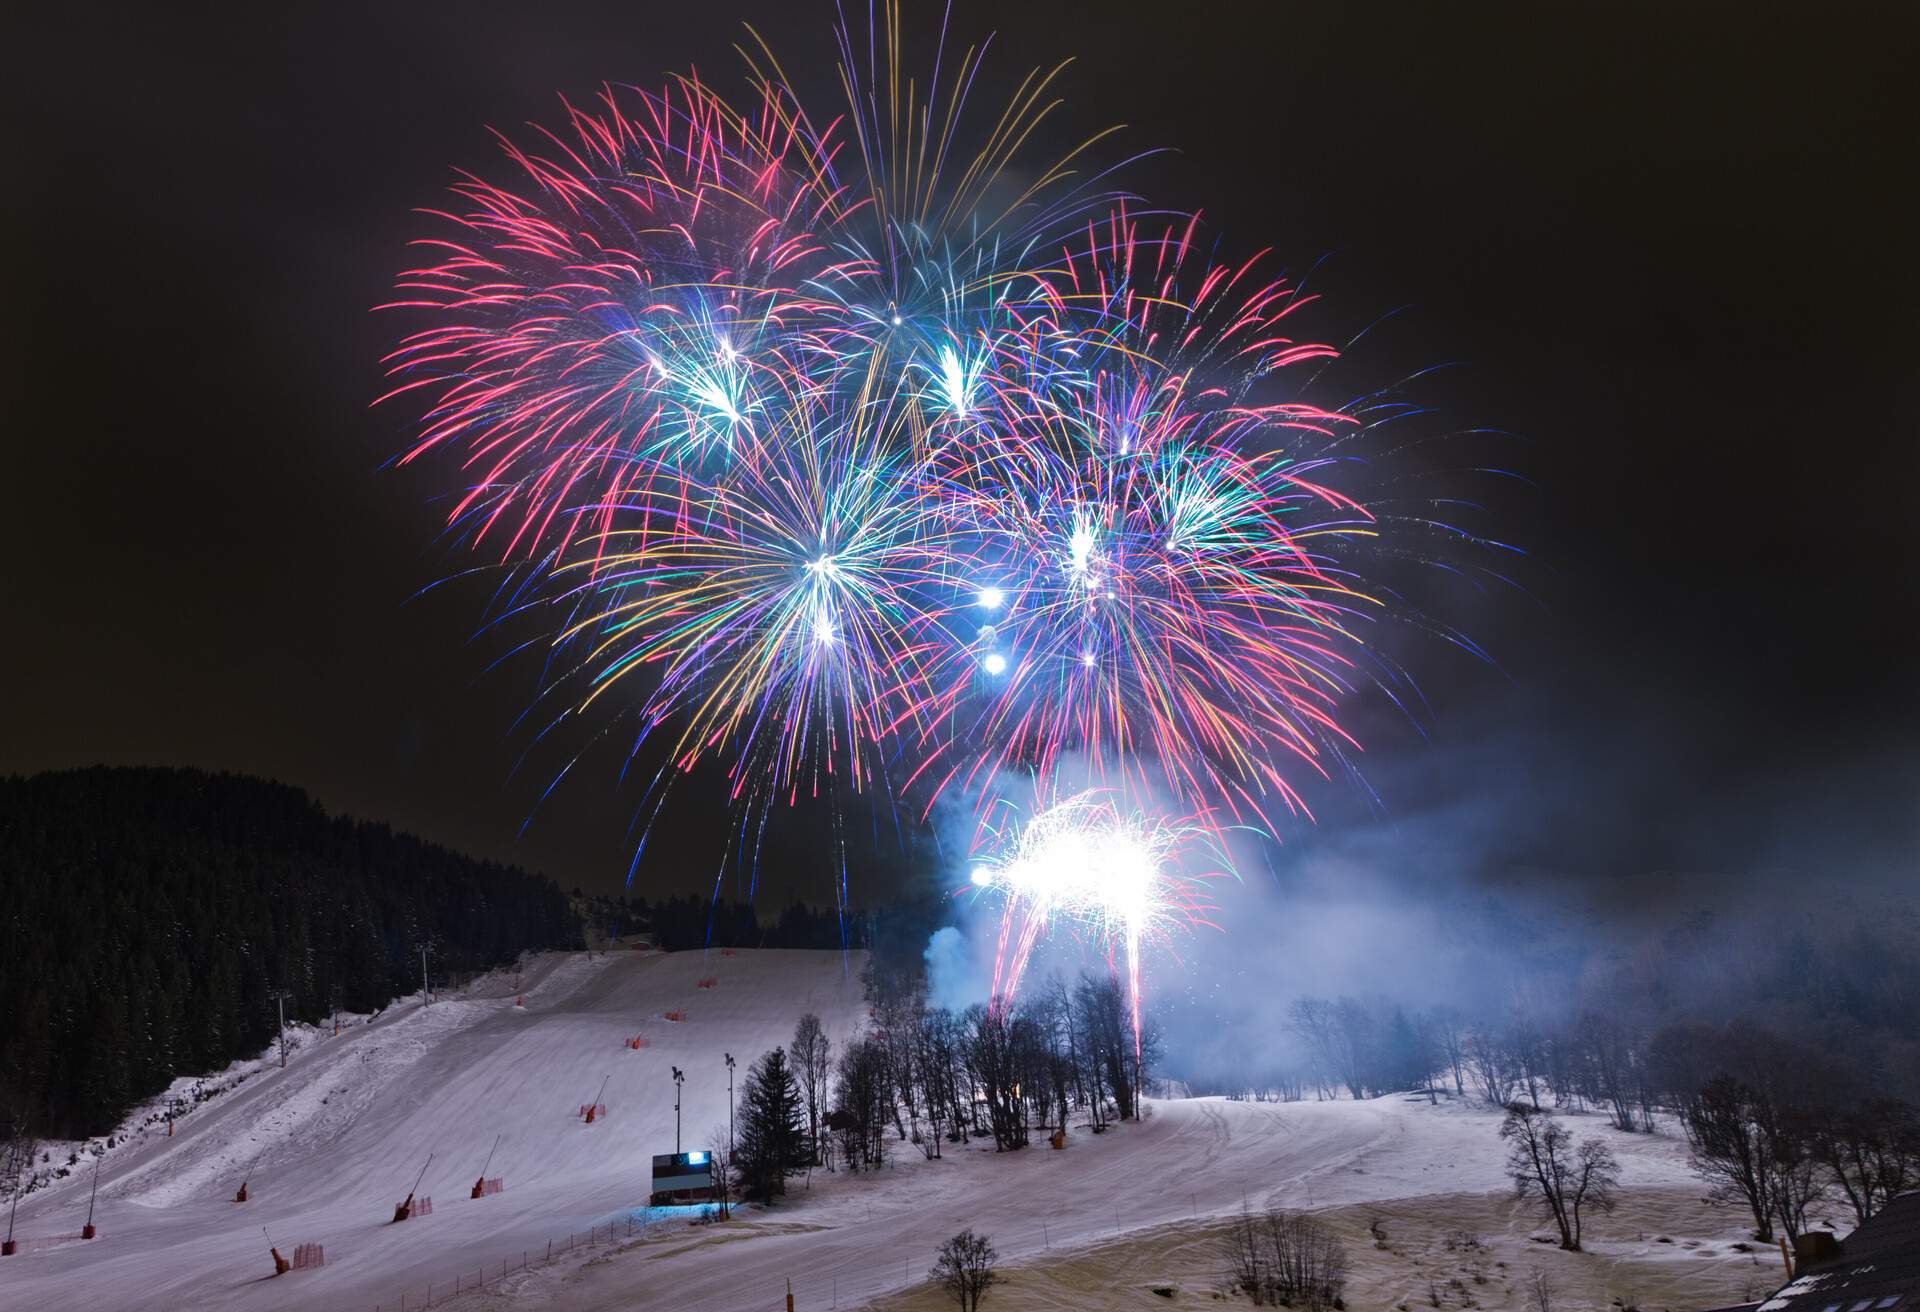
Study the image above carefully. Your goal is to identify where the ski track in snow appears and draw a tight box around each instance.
[2,950,1698,1311]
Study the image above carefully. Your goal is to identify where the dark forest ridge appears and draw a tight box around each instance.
[0,766,581,1137]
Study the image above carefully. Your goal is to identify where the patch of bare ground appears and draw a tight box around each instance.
[862,1186,1789,1312]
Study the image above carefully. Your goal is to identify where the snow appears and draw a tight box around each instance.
[2,949,1703,1312]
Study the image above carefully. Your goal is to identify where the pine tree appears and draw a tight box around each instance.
[736,1047,805,1202]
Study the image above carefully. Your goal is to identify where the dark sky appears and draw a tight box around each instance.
[8,2,1916,902]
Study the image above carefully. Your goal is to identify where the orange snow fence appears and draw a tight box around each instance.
[625,1035,649,1049]
[471,1177,504,1198]
[393,1194,433,1221]
[292,1243,325,1270]
[696,976,718,989]
[663,1010,686,1023]
[14,1233,81,1254]
[579,1103,608,1122]
[720,947,738,957]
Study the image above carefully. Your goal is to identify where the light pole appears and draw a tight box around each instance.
[420,943,431,1006]
[4,1149,20,1254]
[269,991,290,1069]
[724,1053,736,1157]
[671,1066,684,1155]
[724,1052,738,1219]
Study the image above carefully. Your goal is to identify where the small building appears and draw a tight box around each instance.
[1736,1192,1920,1312]
[649,1151,719,1206]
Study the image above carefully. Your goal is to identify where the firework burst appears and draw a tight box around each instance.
[968,790,1217,1054]
[378,10,1495,1013]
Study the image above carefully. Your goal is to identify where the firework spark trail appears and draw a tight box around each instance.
[968,791,1215,1054]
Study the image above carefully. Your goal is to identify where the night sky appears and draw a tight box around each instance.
[9,2,1915,903]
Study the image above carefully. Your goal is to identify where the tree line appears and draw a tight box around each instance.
[0,767,581,1138]
[1201,987,1917,1242]
[578,889,948,954]
[722,960,1160,1205]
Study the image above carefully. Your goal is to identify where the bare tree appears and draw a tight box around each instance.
[789,1013,831,1165]
[1329,998,1374,1099]
[1225,1209,1269,1304]
[931,1228,1000,1311]
[1464,1033,1517,1107]
[1223,1206,1351,1307]
[1812,1099,1920,1225]
[1429,1005,1467,1097]
[1505,1013,1548,1111]
[832,1035,892,1171]
[1681,1075,1780,1241]
[964,1004,1032,1151]
[1526,1267,1557,1312]
[1500,1102,1619,1251]
[703,1120,735,1218]
[1289,998,1341,1100]
[1258,1207,1350,1310]
[1576,1011,1645,1132]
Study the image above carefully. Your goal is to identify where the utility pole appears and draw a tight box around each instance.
[4,1140,21,1254]
[671,1066,685,1155]
[420,943,431,1006]
[724,1052,736,1218]
[269,991,290,1069]
[725,1053,736,1160]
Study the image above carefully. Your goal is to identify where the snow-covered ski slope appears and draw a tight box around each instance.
[3,950,1697,1311]
[5,949,867,1310]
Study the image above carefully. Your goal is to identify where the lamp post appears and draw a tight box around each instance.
[268,991,290,1069]
[670,1066,684,1155]
[724,1052,738,1219]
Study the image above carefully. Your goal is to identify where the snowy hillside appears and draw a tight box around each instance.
[4,948,868,1310]
[2,949,1705,1312]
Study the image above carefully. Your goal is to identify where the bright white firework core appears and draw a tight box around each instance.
[974,794,1178,941]
[978,585,1004,610]
[936,344,979,417]
[1067,522,1097,580]
[687,368,743,424]
[982,651,1008,675]
[973,793,1194,1059]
